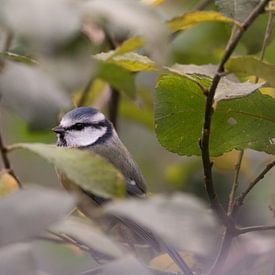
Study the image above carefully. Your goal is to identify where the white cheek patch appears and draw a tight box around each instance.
[65,126,107,147]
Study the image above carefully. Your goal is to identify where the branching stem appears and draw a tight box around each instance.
[199,0,270,273]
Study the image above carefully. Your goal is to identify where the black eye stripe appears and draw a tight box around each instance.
[65,121,106,131]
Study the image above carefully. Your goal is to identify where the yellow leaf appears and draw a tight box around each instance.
[0,171,18,197]
[167,11,240,32]
[260,87,275,99]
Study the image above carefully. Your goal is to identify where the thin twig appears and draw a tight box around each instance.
[255,11,274,83]
[234,160,275,210]
[77,77,94,107]
[108,88,120,130]
[199,0,269,222]
[227,150,244,215]
[238,225,275,235]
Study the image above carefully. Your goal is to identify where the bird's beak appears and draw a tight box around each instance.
[52,126,65,134]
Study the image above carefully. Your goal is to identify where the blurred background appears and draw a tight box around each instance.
[1,0,275,227]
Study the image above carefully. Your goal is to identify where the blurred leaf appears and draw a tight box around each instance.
[168,11,239,32]
[0,171,18,197]
[150,251,196,272]
[154,73,275,156]
[172,22,230,65]
[0,187,75,246]
[96,62,136,98]
[105,193,218,254]
[215,0,259,22]
[165,160,201,188]
[1,52,36,64]
[81,0,168,64]
[226,56,275,88]
[0,243,37,275]
[51,217,124,259]
[168,64,263,101]
[0,0,81,49]
[142,0,165,6]
[73,79,107,106]
[83,256,153,275]
[11,143,125,199]
[0,61,71,130]
[120,98,154,129]
[110,36,144,58]
[96,52,157,72]
[39,33,95,91]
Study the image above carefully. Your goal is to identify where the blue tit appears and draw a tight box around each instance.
[52,106,146,204]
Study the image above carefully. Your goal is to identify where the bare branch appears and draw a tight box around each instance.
[108,88,120,130]
[238,225,275,235]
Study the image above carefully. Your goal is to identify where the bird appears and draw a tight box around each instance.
[52,106,146,204]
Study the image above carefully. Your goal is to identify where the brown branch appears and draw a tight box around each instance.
[108,87,120,130]
[234,160,275,211]
[199,0,269,222]
[227,150,244,215]
[238,225,275,235]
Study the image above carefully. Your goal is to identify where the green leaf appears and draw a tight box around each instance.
[154,74,275,156]
[215,0,259,22]
[96,61,136,98]
[226,56,275,88]
[11,143,125,198]
[167,11,239,32]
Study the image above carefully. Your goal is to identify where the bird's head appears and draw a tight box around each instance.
[52,107,112,147]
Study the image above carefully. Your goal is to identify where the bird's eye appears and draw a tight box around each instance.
[74,123,85,131]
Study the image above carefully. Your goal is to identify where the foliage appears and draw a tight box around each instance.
[0,0,275,275]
